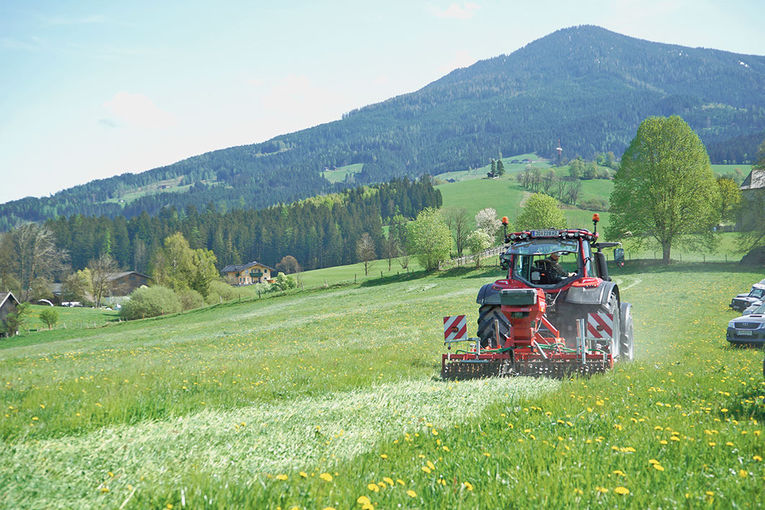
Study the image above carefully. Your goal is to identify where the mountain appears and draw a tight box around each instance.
[2,25,764,230]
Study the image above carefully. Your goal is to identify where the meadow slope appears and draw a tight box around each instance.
[1,263,763,508]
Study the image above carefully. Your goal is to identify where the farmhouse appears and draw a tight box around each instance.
[738,168,765,231]
[108,271,152,297]
[221,261,275,285]
[0,291,20,337]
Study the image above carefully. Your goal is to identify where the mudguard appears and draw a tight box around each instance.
[565,280,619,306]
[476,283,502,305]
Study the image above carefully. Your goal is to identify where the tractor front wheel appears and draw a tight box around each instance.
[477,305,511,348]
[619,302,634,361]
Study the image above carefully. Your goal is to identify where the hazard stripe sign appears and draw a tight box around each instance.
[587,312,614,339]
[443,315,467,341]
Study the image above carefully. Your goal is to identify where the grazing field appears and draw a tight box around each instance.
[1,262,763,508]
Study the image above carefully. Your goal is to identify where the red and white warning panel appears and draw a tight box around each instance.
[587,312,614,339]
[443,315,467,341]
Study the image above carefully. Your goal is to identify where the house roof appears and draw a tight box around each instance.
[740,169,765,190]
[221,261,276,274]
[107,271,152,281]
[0,291,19,309]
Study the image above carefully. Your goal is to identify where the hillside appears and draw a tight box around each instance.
[2,25,764,230]
[1,263,762,507]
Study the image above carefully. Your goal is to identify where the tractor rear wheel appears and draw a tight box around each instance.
[477,305,510,348]
[619,303,634,361]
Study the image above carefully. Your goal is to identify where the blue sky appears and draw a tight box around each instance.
[1,0,763,203]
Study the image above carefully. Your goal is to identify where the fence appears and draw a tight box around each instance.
[440,246,505,270]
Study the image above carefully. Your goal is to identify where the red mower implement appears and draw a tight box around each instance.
[442,214,634,379]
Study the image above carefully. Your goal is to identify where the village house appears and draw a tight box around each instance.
[108,271,152,297]
[0,291,20,337]
[221,261,275,286]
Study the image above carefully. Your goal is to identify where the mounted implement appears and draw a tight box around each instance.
[442,214,633,379]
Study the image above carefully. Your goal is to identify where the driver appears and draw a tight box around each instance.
[545,252,569,279]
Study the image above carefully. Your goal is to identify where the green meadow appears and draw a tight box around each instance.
[1,262,763,508]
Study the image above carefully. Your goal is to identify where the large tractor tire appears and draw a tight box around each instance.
[477,305,511,348]
[619,302,635,362]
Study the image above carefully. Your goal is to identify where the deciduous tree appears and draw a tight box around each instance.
[443,207,470,257]
[89,253,118,308]
[355,233,376,276]
[466,230,492,268]
[515,193,567,230]
[608,116,720,263]
[407,208,452,271]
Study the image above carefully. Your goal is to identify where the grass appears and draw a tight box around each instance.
[1,261,763,508]
[322,163,364,183]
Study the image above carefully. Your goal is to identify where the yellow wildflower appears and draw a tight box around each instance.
[406,490,417,498]
[614,487,630,495]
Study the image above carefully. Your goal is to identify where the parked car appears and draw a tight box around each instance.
[727,302,765,346]
[730,280,765,312]
[743,300,764,315]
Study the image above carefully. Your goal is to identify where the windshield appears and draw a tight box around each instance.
[509,239,579,256]
[750,288,765,298]
[511,240,581,286]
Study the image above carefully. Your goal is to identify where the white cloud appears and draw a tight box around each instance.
[103,92,176,129]
[258,75,348,133]
[440,49,477,73]
[430,2,480,19]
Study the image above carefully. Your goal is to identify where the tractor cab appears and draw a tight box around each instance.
[501,231,594,288]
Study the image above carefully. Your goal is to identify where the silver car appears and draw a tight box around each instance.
[727,302,765,346]
[730,281,765,312]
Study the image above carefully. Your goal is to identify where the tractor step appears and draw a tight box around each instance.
[442,359,611,380]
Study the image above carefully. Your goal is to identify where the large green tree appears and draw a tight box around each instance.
[515,194,567,231]
[608,116,720,263]
[407,208,452,271]
[151,233,218,297]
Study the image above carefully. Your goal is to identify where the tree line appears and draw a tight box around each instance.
[32,175,436,270]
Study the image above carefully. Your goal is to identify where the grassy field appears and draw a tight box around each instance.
[322,163,364,183]
[1,261,763,508]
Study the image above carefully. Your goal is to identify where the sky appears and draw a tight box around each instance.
[1,0,763,204]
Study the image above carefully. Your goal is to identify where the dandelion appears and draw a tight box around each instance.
[573,488,584,495]
[367,483,379,492]
[738,469,748,478]
[383,477,394,487]
[406,490,417,498]
[396,479,405,485]
[299,472,308,478]
[319,473,333,482]
[596,486,609,493]
[754,455,762,462]
[463,481,474,491]
[357,496,371,505]
[614,487,630,495]
[276,474,288,481]
[380,454,388,459]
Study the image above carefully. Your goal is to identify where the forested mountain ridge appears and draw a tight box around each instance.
[2,24,764,230]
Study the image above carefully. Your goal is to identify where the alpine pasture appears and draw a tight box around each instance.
[1,260,763,508]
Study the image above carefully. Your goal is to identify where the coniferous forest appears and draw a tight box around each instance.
[45,177,441,273]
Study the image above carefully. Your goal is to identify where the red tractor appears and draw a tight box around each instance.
[442,214,634,379]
